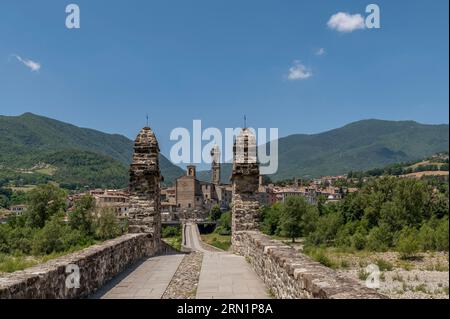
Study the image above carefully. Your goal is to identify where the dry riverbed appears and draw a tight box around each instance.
[279,239,449,299]
[335,251,449,299]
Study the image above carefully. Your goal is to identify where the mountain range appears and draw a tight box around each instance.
[0,113,448,188]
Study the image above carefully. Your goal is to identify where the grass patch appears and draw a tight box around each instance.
[396,260,414,271]
[357,268,370,281]
[201,233,231,251]
[162,236,182,251]
[375,258,394,271]
[0,254,39,273]
[413,284,429,294]
[303,246,338,269]
[9,185,36,193]
[425,262,449,272]
[339,259,350,269]
[0,245,95,274]
[34,167,57,176]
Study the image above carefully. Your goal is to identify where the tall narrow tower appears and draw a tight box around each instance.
[128,126,163,248]
[211,145,221,185]
[231,128,260,253]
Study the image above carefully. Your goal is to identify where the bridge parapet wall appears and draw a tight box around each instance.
[0,233,159,299]
[234,231,387,299]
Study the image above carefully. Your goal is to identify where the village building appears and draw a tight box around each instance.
[9,204,27,216]
[170,145,233,220]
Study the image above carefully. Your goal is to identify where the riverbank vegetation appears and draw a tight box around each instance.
[260,176,449,257]
[0,184,127,273]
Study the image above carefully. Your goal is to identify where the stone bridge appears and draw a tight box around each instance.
[0,127,386,299]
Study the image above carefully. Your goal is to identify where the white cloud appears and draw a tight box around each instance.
[287,61,312,81]
[316,48,326,56]
[12,54,41,72]
[327,12,365,33]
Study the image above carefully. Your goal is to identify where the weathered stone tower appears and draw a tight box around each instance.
[128,127,162,247]
[211,145,221,185]
[231,128,260,252]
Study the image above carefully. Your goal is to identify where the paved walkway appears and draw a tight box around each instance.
[91,254,184,299]
[91,223,269,299]
[184,223,269,299]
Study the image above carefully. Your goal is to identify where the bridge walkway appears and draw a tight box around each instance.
[184,223,269,299]
[90,254,184,299]
[91,223,269,299]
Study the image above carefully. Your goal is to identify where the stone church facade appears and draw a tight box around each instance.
[173,145,232,220]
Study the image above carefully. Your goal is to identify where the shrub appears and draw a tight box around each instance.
[209,204,222,221]
[358,268,370,281]
[215,211,231,235]
[365,226,390,252]
[351,231,367,251]
[417,222,436,251]
[396,227,420,259]
[375,258,393,271]
[162,226,180,238]
[93,208,122,240]
[435,217,449,251]
[303,246,337,269]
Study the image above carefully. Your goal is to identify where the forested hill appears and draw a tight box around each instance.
[197,119,449,182]
[0,113,184,188]
[270,119,448,180]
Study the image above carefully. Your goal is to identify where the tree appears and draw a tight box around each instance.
[69,194,96,235]
[260,203,282,236]
[32,214,67,255]
[209,204,222,221]
[280,196,308,242]
[392,179,429,227]
[215,211,231,235]
[94,207,122,240]
[316,195,327,216]
[0,194,9,209]
[25,184,67,228]
[302,205,320,236]
[307,211,343,245]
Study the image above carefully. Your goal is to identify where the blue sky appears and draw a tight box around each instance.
[0,0,448,159]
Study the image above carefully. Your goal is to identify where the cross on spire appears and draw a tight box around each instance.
[244,115,247,129]
[146,114,149,127]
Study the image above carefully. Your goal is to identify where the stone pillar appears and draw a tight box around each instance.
[128,127,162,249]
[231,128,260,253]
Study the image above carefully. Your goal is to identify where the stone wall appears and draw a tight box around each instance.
[0,233,158,299]
[234,231,387,299]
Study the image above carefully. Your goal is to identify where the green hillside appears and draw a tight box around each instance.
[0,113,184,188]
[197,120,449,182]
[272,119,448,180]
